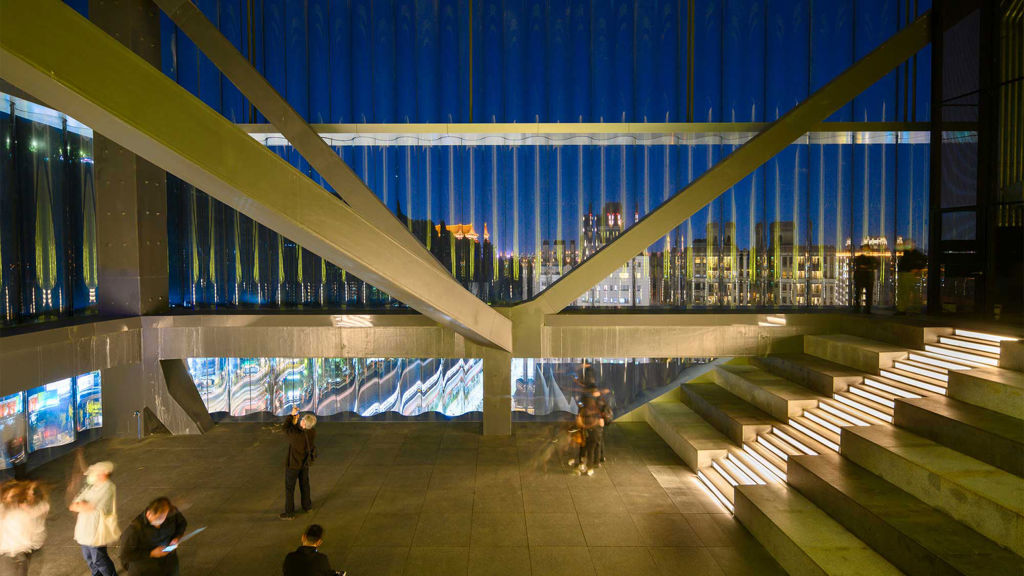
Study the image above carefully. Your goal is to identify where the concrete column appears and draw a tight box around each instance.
[470,344,512,436]
[90,0,168,317]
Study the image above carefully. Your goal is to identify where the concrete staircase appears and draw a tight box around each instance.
[643,324,1023,575]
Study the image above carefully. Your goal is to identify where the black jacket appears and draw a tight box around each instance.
[284,415,317,470]
[119,510,187,576]
[283,545,338,576]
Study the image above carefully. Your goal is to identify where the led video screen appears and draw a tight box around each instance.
[75,371,102,431]
[27,378,75,452]
[0,392,26,470]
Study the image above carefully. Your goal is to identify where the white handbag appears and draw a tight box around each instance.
[95,496,121,546]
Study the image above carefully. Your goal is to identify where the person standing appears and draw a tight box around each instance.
[0,480,49,576]
[281,407,318,520]
[69,461,120,576]
[119,497,187,576]
[283,524,345,576]
[852,254,879,313]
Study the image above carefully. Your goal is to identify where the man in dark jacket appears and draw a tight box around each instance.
[119,497,187,576]
[283,524,344,576]
[282,407,317,520]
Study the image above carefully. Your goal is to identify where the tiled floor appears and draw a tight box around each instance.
[22,422,785,575]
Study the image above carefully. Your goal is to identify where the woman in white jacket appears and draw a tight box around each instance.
[0,480,50,576]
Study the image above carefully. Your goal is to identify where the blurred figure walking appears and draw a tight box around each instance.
[0,480,49,576]
[69,461,120,576]
[281,407,318,520]
[120,497,187,576]
[283,524,346,576]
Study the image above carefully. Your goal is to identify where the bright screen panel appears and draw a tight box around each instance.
[0,392,27,469]
[75,371,102,431]
[27,378,75,451]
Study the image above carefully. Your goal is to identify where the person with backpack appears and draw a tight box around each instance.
[281,407,318,520]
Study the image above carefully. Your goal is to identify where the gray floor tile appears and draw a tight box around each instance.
[649,547,726,576]
[406,546,470,576]
[471,512,528,547]
[414,512,473,546]
[530,546,595,576]
[588,546,659,576]
[631,513,704,547]
[525,513,587,547]
[468,546,532,576]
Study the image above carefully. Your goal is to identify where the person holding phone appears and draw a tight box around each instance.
[281,406,317,520]
[119,497,187,576]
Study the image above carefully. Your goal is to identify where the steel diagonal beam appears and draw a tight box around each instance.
[522,13,933,316]
[153,0,449,276]
[0,0,511,350]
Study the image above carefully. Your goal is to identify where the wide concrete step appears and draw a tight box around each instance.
[752,353,864,396]
[735,483,904,576]
[894,395,1024,477]
[712,364,822,421]
[644,401,730,472]
[947,366,1024,420]
[841,425,1024,556]
[788,451,1024,576]
[1002,340,1024,371]
[679,382,775,445]
[804,334,908,373]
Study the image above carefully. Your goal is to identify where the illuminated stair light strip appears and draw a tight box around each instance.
[712,460,739,486]
[789,419,840,452]
[804,411,843,434]
[908,353,973,371]
[954,329,1019,343]
[863,377,922,398]
[720,457,757,486]
[849,386,896,408]
[725,454,764,485]
[772,428,818,456]
[894,361,948,382]
[834,394,893,423]
[820,402,871,427]
[743,445,787,482]
[697,471,735,512]
[924,345,999,367]
[939,336,1001,354]
[876,371,945,395]
[730,452,771,485]
[766,315,787,325]
[758,436,790,461]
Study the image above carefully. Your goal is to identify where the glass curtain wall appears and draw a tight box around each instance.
[186,357,484,421]
[160,0,932,312]
[0,94,98,328]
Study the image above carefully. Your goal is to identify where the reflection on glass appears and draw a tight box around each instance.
[187,357,483,420]
[511,358,716,420]
[27,378,75,451]
[0,392,26,469]
[74,371,102,431]
[0,92,98,328]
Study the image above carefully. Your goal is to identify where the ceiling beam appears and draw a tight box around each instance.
[0,0,511,350]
